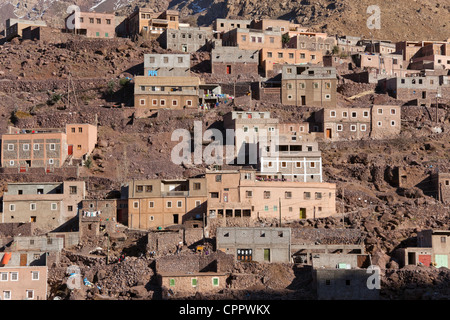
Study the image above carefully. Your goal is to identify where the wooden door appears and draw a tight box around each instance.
[20,254,27,266]
[326,129,332,139]
[68,145,73,155]
[299,208,306,219]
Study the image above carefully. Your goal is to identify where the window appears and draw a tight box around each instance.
[172,100,178,107]
[30,203,36,211]
[337,124,343,131]
[325,94,331,100]
[26,290,34,300]
[150,216,154,221]
[136,185,144,193]
[10,272,18,281]
[342,111,348,118]
[79,17,84,23]
[330,110,336,117]
[296,162,302,168]
[246,190,253,198]
[96,32,100,37]
[377,108,383,114]
[193,182,201,190]
[167,201,172,208]
[300,53,306,59]
[1,273,8,281]
[177,200,182,208]
[96,18,101,24]
[361,124,367,131]
[315,192,322,200]
[310,162,316,168]
[89,18,94,24]
[391,108,396,115]
[151,99,157,106]
[267,52,272,58]
[377,121,382,127]
[191,278,197,287]
[212,277,219,286]
[351,112,357,118]
[70,186,77,194]
[264,191,271,199]
[304,192,311,200]
[23,144,29,151]
[48,159,54,165]
[160,99,165,106]
[278,52,283,58]
[391,120,396,126]
[7,144,14,151]
[313,83,319,89]
[105,33,109,38]
[149,201,154,208]
[9,160,14,166]
[195,200,201,207]
[133,201,139,209]
[169,279,175,286]
[350,125,356,132]
[106,19,111,25]
[186,100,192,106]
[210,192,219,198]
[243,126,249,132]
[146,185,153,192]
[281,162,287,168]
[77,145,81,150]
[140,99,145,105]
[68,205,73,212]
[49,143,56,150]
[3,291,11,300]
[264,206,269,211]
[363,111,369,118]
[9,204,15,211]
[273,206,278,211]
[285,191,292,199]
[289,53,294,59]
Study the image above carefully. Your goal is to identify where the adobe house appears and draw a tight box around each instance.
[221,28,282,51]
[2,181,86,232]
[1,123,97,170]
[260,47,324,78]
[314,268,380,300]
[159,27,214,52]
[210,47,259,76]
[206,168,336,222]
[134,75,201,117]
[155,251,234,296]
[216,227,291,263]
[5,18,47,41]
[144,53,191,77]
[0,252,48,300]
[79,199,120,241]
[213,18,251,38]
[158,271,228,295]
[315,105,401,141]
[125,8,179,39]
[285,32,336,54]
[430,170,450,204]
[281,64,338,107]
[396,229,450,268]
[64,11,115,38]
[126,178,207,230]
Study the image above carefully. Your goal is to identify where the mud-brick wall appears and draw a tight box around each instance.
[155,253,200,273]
[147,230,183,253]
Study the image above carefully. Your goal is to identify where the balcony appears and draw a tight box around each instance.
[161,191,189,197]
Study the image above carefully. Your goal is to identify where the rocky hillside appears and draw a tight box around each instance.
[2,0,449,41]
